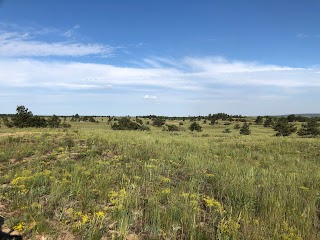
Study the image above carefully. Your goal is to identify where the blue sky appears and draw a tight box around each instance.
[0,0,319,116]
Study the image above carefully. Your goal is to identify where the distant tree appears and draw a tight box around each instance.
[11,105,34,128]
[47,115,61,128]
[287,114,296,122]
[189,122,202,132]
[152,118,166,127]
[240,123,251,135]
[263,116,273,127]
[112,117,150,131]
[210,119,218,125]
[273,118,297,136]
[29,115,47,128]
[297,118,320,137]
[3,116,13,128]
[255,116,263,125]
[71,114,80,122]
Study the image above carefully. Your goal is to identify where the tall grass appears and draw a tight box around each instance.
[0,127,319,239]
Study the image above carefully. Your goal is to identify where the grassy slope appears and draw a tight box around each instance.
[0,120,319,239]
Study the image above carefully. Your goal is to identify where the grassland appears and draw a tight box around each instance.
[0,119,319,239]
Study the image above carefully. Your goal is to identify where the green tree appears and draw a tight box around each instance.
[263,116,273,127]
[152,118,166,127]
[11,105,34,128]
[273,118,297,136]
[240,123,251,135]
[189,122,202,132]
[255,116,263,125]
[112,117,149,131]
[297,118,320,137]
[47,115,61,128]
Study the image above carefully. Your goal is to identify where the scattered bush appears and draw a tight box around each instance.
[189,122,202,132]
[297,118,320,137]
[112,117,150,131]
[240,123,251,135]
[273,118,297,136]
[163,124,179,131]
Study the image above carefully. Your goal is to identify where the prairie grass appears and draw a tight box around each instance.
[0,122,319,239]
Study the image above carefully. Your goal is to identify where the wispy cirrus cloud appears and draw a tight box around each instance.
[0,24,114,57]
[0,57,319,92]
[296,33,320,39]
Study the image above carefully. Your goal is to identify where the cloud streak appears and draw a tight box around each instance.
[0,57,319,92]
[0,25,114,57]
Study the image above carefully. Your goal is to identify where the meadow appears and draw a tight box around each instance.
[0,118,319,239]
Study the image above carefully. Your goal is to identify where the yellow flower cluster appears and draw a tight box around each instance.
[203,195,223,213]
[159,176,171,183]
[13,222,26,232]
[108,188,127,210]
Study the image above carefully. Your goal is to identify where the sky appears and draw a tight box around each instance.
[0,0,319,116]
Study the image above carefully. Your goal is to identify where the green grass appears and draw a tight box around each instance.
[0,120,319,239]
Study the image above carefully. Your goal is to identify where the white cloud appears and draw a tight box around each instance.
[0,57,319,92]
[143,95,158,99]
[0,25,114,57]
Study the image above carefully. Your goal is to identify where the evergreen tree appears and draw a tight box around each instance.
[263,116,273,127]
[255,116,263,125]
[240,123,251,135]
[297,118,320,137]
[273,118,297,136]
[47,115,61,128]
[152,117,166,127]
[11,105,34,128]
[189,122,202,132]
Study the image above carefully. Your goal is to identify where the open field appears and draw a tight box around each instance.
[0,120,320,239]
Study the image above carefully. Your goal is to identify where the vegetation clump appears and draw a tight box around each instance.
[297,118,320,137]
[273,118,297,136]
[239,122,251,135]
[163,124,180,131]
[111,117,150,131]
[189,122,202,132]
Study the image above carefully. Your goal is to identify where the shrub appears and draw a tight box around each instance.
[163,124,179,131]
[273,118,297,136]
[152,118,166,127]
[297,118,320,137]
[240,123,251,135]
[112,117,150,131]
[189,122,202,132]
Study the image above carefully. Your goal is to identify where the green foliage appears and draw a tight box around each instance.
[163,124,179,131]
[234,123,240,129]
[255,116,263,125]
[273,118,297,136]
[263,116,273,127]
[0,126,320,239]
[112,117,150,131]
[47,115,61,128]
[297,118,320,137]
[10,105,47,128]
[152,117,166,127]
[189,122,202,132]
[239,123,251,135]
